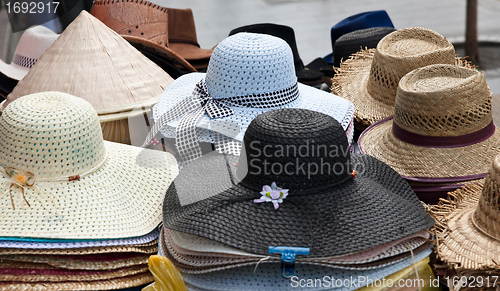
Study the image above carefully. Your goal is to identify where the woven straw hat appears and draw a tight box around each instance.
[0,91,178,239]
[3,11,174,144]
[90,0,196,73]
[332,27,471,130]
[0,273,153,290]
[0,25,58,81]
[163,108,434,257]
[358,64,500,185]
[157,230,433,291]
[149,33,354,165]
[431,154,500,270]
[0,241,158,255]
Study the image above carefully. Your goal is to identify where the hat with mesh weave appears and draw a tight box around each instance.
[431,153,500,271]
[358,64,500,188]
[0,91,178,239]
[90,0,196,74]
[147,32,354,165]
[157,229,433,291]
[331,27,474,130]
[0,25,58,81]
[162,108,434,257]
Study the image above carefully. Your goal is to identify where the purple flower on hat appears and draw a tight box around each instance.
[254,182,289,210]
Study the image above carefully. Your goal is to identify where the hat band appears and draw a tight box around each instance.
[143,80,300,166]
[169,38,200,48]
[392,119,495,148]
[12,53,37,69]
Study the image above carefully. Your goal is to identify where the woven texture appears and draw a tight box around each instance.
[431,154,500,270]
[0,241,158,255]
[0,92,178,239]
[152,33,353,165]
[332,27,395,68]
[163,108,434,257]
[0,272,153,290]
[359,64,500,180]
[0,26,58,80]
[90,0,196,74]
[4,11,173,116]
[331,27,473,130]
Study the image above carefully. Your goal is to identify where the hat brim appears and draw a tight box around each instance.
[163,152,434,257]
[0,141,178,239]
[154,73,354,142]
[0,272,153,290]
[0,240,158,255]
[358,116,500,181]
[331,50,477,130]
[431,182,500,270]
[168,43,213,62]
[124,36,197,73]
[0,60,29,81]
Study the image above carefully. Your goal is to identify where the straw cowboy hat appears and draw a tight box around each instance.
[162,108,434,258]
[90,0,196,74]
[147,33,354,166]
[166,7,214,71]
[0,91,178,239]
[332,27,474,130]
[0,25,58,81]
[358,64,500,191]
[2,11,174,144]
[431,153,500,271]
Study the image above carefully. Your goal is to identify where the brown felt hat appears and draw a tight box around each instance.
[91,0,196,73]
[166,8,213,70]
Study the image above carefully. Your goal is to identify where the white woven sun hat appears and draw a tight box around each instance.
[0,91,178,239]
[147,32,354,165]
[0,25,58,81]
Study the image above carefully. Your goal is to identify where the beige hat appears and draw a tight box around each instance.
[359,64,500,182]
[332,27,473,130]
[0,91,178,239]
[431,153,500,271]
[0,25,58,80]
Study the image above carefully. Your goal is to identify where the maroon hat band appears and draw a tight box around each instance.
[392,118,495,148]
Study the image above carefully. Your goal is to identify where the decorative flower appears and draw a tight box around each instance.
[254,182,289,210]
[150,138,161,146]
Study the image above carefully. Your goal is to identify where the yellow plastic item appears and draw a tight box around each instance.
[357,257,441,291]
[142,255,188,291]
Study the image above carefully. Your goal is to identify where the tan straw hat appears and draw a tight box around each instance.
[90,0,196,73]
[332,27,472,130]
[358,64,500,183]
[431,153,500,270]
[2,11,174,144]
[0,91,178,239]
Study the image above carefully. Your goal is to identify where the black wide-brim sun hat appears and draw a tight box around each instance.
[163,109,434,257]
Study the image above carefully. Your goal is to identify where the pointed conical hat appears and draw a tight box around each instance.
[4,11,173,116]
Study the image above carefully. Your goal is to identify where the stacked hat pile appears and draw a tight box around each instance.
[146,32,355,168]
[0,92,178,290]
[3,11,174,145]
[430,153,500,291]
[158,107,436,290]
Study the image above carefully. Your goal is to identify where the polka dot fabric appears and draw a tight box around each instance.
[0,92,178,239]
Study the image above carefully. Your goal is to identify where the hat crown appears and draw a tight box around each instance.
[366,27,455,104]
[13,25,58,66]
[205,33,297,100]
[394,64,492,136]
[0,92,106,179]
[475,155,500,240]
[236,108,351,190]
[91,0,169,46]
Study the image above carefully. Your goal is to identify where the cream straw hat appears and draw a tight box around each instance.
[2,11,174,144]
[0,91,178,239]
